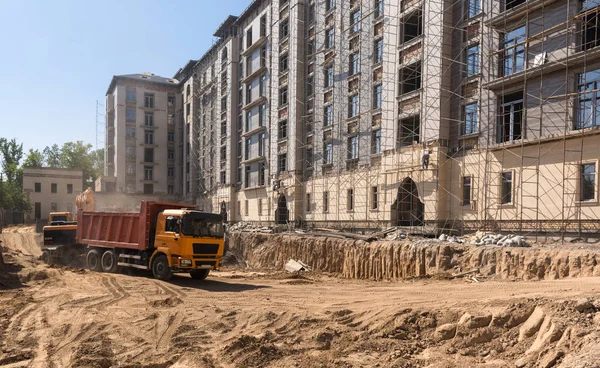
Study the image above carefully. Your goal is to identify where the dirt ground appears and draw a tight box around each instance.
[1,226,600,367]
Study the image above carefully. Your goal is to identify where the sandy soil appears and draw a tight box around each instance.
[1,227,600,367]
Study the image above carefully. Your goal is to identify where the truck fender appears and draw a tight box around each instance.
[150,248,173,267]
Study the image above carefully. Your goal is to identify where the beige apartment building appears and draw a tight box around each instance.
[104,0,600,236]
[22,168,83,220]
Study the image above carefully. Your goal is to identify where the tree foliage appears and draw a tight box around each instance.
[0,138,30,212]
[22,149,45,168]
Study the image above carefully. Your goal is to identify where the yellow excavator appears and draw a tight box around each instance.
[40,189,95,265]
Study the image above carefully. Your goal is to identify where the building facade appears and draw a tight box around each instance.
[104,0,600,235]
[23,168,83,220]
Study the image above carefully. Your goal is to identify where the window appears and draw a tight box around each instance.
[403,11,422,42]
[371,129,382,154]
[324,142,333,164]
[582,4,600,50]
[245,138,251,160]
[126,145,135,158]
[324,65,334,88]
[278,153,287,173]
[325,28,335,49]
[280,18,290,39]
[168,167,174,178]
[261,45,267,67]
[581,163,596,201]
[349,95,359,117]
[326,0,335,11]
[350,10,361,33]
[374,39,383,63]
[245,200,249,216]
[279,86,288,106]
[124,126,135,139]
[144,130,154,145]
[144,93,154,108]
[399,63,421,94]
[279,120,288,140]
[67,184,73,194]
[168,185,174,195]
[308,39,315,55]
[502,26,526,76]
[373,84,382,109]
[258,198,263,216]
[126,88,136,102]
[144,184,153,194]
[168,95,175,107]
[497,91,523,143]
[51,203,57,212]
[349,53,360,75]
[260,74,267,97]
[259,133,266,156]
[126,108,136,122]
[306,193,312,212]
[144,148,154,162]
[464,102,478,135]
[280,53,289,72]
[168,149,175,160]
[466,44,480,76]
[260,15,267,37]
[501,172,512,204]
[51,183,57,193]
[505,0,526,11]
[221,97,227,111]
[463,176,472,206]
[576,68,600,129]
[347,189,354,210]
[467,0,480,18]
[323,191,329,212]
[168,131,175,142]
[144,112,154,127]
[307,76,314,96]
[246,111,252,131]
[144,166,153,181]
[168,114,175,126]
[375,0,384,17]
[246,27,253,48]
[348,136,359,159]
[259,163,266,186]
[324,105,333,126]
[220,170,226,185]
[246,83,252,104]
[245,166,251,188]
[127,163,135,175]
[237,167,242,183]
[186,85,191,97]
[371,186,378,210]
[398,115,420,147]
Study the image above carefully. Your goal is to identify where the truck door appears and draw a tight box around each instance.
[154,216,182,258]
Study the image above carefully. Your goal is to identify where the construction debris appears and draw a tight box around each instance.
[284,259,312,273]
[228,222,273,234]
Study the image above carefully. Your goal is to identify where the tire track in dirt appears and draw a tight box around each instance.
[87,274,130,309]
[155,280,187,299]
[155,312,185,353]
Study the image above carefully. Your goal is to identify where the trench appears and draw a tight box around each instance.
[227,232,600,280]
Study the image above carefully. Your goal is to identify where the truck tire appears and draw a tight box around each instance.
[40,251,51,265]
[190,269,210,280]
[86,249,103,272]
[152,255,173,281]
[101,250,119,273]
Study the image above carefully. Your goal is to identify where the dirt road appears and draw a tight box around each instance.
[2,228,600,367]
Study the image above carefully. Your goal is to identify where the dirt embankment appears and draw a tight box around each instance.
[227,232,600,281]
[0,226,42,258]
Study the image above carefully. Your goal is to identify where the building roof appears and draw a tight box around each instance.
[214,15,239,37]
[234,0,263,27]
[173,60,199,82]
[105,73,180,95]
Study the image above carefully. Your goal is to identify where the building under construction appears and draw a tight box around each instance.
[102,0,600,237]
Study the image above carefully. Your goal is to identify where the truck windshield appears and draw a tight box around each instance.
[181,213,224,238]
[52,215,68,222]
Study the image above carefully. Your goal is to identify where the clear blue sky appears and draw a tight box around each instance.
[0,0,249,155]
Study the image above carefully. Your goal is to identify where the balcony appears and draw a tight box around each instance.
[241,35,268,57]
[242,95,267,111]
[242,124,266,138]
[242,65,267,84]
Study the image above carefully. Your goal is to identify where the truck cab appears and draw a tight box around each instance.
[152,209,225,280]
[41,212,82,265]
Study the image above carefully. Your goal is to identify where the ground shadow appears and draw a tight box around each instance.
[169,276,271,292]
[0,262,25,290]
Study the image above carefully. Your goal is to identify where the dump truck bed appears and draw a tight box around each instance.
[76,201,192,251]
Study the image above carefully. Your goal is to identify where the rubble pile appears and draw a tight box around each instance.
[470,231,529,247]
[227,222,273,234]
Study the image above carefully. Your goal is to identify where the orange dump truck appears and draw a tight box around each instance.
[76,201,225,280]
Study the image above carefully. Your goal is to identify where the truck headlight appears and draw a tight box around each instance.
[180,259,192,267]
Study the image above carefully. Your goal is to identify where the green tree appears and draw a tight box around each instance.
[59,141,98,189]
[43,144,61,168]
[22,149,45,168]
[0,138,30,212]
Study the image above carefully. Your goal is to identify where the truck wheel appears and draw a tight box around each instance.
[190,269,210,280]
[86,249,103,272]
[152,255,173,281]
[101,250,119,273]
[40,251,51,265]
